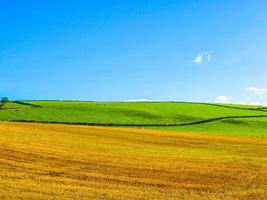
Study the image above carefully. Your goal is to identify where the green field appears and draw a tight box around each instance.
[1,101,267,137]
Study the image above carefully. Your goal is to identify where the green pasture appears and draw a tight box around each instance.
[0,100,267,137]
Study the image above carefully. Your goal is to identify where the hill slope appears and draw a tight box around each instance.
[0,101,267,137]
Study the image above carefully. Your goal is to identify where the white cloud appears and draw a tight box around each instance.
[193,52,211,64]
[125,98,157,102]
[248,102,262,106]
[247,87,267,95]
[215,96,230,103]
[233,101,261,106]
[233,101,246,105]
[193,55,202,64]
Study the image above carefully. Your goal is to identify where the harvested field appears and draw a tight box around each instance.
[0,122,266,199]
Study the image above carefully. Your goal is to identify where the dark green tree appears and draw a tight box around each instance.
[0,97,9,106]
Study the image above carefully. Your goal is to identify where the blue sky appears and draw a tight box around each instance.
[1,0,267,104]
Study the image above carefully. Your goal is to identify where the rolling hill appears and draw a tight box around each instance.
[0,101,267,137]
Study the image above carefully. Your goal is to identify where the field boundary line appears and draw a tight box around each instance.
[1,114,267,127]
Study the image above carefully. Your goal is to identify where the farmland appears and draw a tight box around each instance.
[1,101,267,199]
[1,101,267,137]
[0,122,266,199]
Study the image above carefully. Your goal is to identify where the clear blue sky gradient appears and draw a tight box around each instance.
[1,0,267,103]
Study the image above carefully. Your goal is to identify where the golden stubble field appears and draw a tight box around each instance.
[0,122,266,200]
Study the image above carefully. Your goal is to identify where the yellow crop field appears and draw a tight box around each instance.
[0,122,266,199]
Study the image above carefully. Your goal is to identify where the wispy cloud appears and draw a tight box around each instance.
[215,96,230,103]
[247,87,267,94]
[125,98,158,102]
[233,101,246,105]
[193,52,211,64]
[233,101,262,106]
[214,94,266,106]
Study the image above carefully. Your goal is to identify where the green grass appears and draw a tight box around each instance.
[1,100,267,137]
[1,102,29,109]
[150,119,267,137]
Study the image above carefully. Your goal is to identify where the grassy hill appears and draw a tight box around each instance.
[1,100,267,137]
